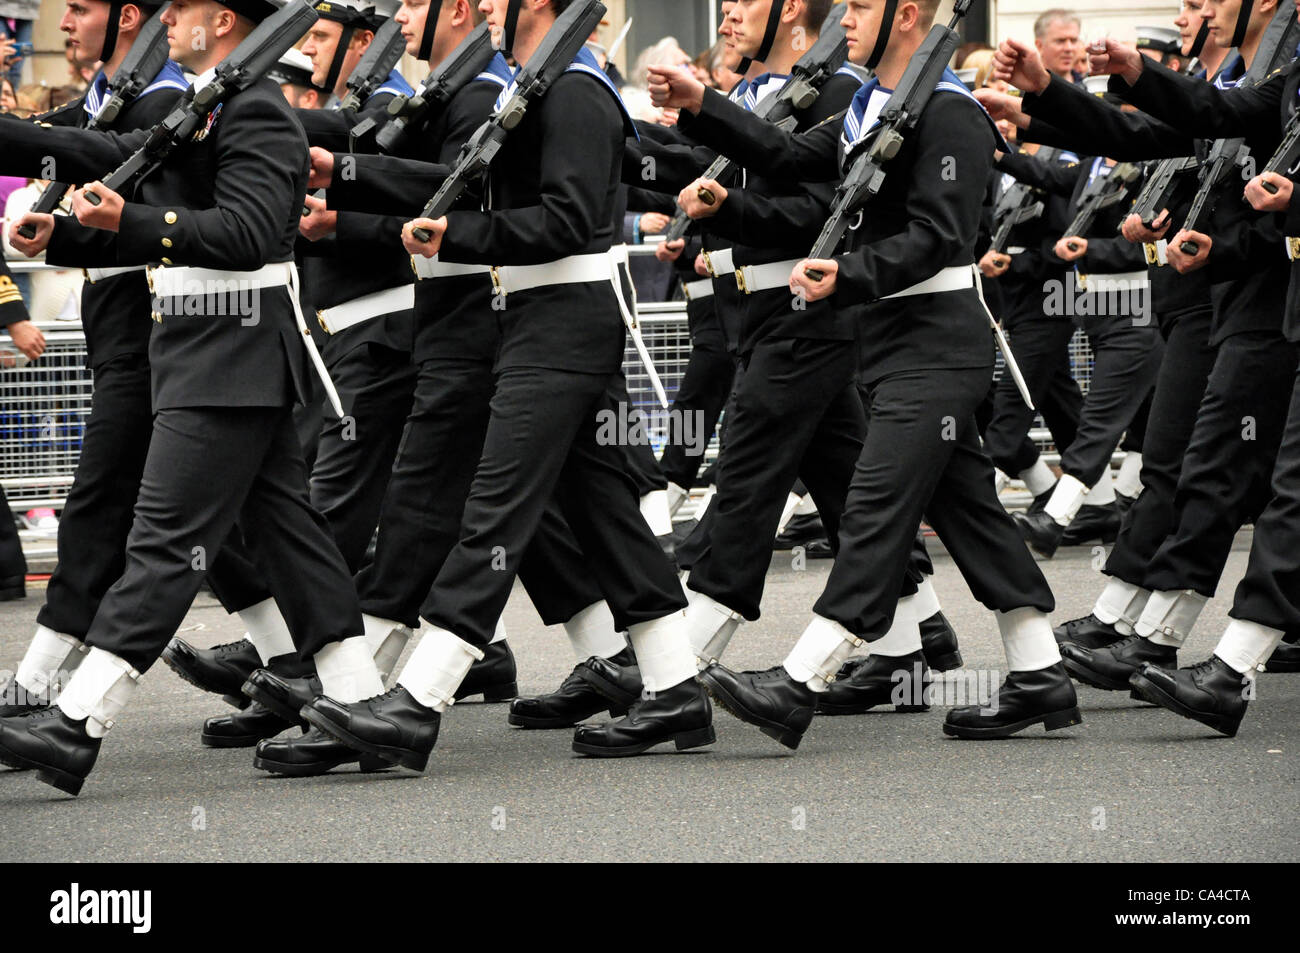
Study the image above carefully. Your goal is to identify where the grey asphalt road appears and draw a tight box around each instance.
[0,532,1295,863]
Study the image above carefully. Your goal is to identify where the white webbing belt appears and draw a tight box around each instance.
[882,264,975,299]
[411,255,494,281]
[1006,246,1028,255]
[489,251,612,296]
[701,247,735,277]
[85,265,147,284]
[735,259,803,295]
[317,284,415,335]
[683,278,714,301]
[1079,270,1149,294]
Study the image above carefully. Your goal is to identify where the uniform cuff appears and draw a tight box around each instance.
[116,202,184,266]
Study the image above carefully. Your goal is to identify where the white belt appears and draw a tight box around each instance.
[735,259,803,295]
[1006,246,1028,255]
[488,252,612,296]
[84,265,146,283]
[701,247,735,277]
[411,255,494,281]
[882,265,975,300]
[1143,240,1169,266]
[317,284,414,335]
[683,278,714,301]
[146,262,344,419]
[1079,270,1149,293]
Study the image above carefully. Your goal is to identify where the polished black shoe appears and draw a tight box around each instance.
[302,686,440,772]
[0,675,45,719]
[0,574,25,601]
[1060,502,1120,546]
[1061,634,1176,691]
[1053,613,1126,651]
[942,662,1081,739]
[253,727,394,776]
[242,669,322,725]
[1012,509,1065,558]
[574,649,642,709]
[698,663,817,749]
[455,640,518,703]
[774,511,826,550]
[1264,634,1300,673]
[1129,657,1250,737]
[818,651,930,715]
[571,678,713,757]
[162,636,261,709]
[919,611,963,671]
[509,663,630,730]
[201,701,300,748]
[0,707,101,795]
[802,538,834,559]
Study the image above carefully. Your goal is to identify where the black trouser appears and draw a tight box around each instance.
[355,357,603,629]
[687,337,864,620]
[983,317,1083,475]
[420,365,686,646]
[1231,355,1300,631]
[1144,330,1297,597]
[815,366,1055,638]
[84,407,361,673]
[205,341,416,613]
[609,371,667,498]
[0,482,25,583]
[1120,387,1154,455]
[660,297,735,489]
[1104,306,1216,585]
[34,355,152,634]
[1059,311,1163,487]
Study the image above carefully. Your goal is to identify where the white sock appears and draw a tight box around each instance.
[55,646,140,738]
[15,625,84,697]
[997,607,1061,672]
[563,601,627,660]
[1115,452,1144,498]
[239,598,295,664]
[626,612,697,692]
[1093,579,1149,636]
[666,481,689,518]
[1134,589,1206,647]
[1215,618,1286,674]
[911,576,942,623]
[1084,467,1115,506]
[640,489,673,537]
[871,597,922,657]
[1019,458,1056,497]
[994,468,1011,495]
[683,589,743,668]
[314,636,384,704]
[793,493,819,516]
[362,614,413,685]
[397,625,484,712]
[783,615,864,692]
[775,491,803,536]
[490,617,508,644]
[1045,474,1089,526]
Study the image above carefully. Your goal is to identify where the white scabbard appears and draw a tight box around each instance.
[610,246,669,409]
[288,266,346,418]
[971,264,1034,411]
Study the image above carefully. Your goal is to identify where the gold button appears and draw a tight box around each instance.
[164,211,178,225]
[161,237,173,248]
[161,257,173,265]
[151,311,162,323]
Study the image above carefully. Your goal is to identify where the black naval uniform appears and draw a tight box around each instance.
[0,76,364,672]
[24,68,185,640]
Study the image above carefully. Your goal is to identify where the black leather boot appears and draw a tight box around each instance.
[253,727,395,776]
[774,511,826,550]
[1012,509,1065,558]
[1129,657,1250,736]
[1053,613,1126,650]
[242,669,322,725]
[942,663,1081,739]
[201,701,300,748]
[454,640,518,702]
[698,664,818,749]
[0,707,101,795]
[1264,632,1300,673]
[1061,635,1176,691]
[919,611,963,671]
[574,649,642,708]
[0,674,45,718]
[161,637,261,709]
[302,686,440,771]
[1060,502,1121,546]
[571,678,714,756]
[509,662,630,729]
[818,651,930,715]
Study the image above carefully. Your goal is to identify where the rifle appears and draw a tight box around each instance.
[803,0,973,279]
[1259,108,1300,193]
[83,0,321,207]
[661,3,851,244]
[17,6,172,238]
[1061,161,1141,251]
[989,183,1045,255]
[362,21,496,155]
[1125,155,1198,230]
[1179,4,1300,253]
[338,17,408,114]
[410,0,605,241]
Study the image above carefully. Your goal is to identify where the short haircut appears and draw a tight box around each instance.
[805,0,834,27]
[1034,9,1080,39]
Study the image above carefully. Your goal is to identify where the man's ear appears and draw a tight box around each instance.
[119,3,143,36]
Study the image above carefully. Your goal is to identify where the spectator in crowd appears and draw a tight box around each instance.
[0,73,15,111]
[955,40,994,68]
[1034,8,1083,83]
[629,36,691,89]
[14,81,50,116]
[0,0,37,87]
[706,39,741,90]
[50,83,82,108]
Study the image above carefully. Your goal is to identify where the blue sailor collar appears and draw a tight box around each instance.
[84,59,187,118]
[477,52,514,89]
[742,72,789,111]
[1214,53,1246,89]
[840,66,1009,156]
[370,68,415,102]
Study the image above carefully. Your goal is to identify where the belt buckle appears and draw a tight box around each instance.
[702,251,717,279]
[1076,272,1088,292]
[146,266,157,296]
[317,310,331,335]
[1143,242,1161,266]
[1288,237,1300,262]
[490,266,505,297]
[734,266,749,294]
[82,268,93,285]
